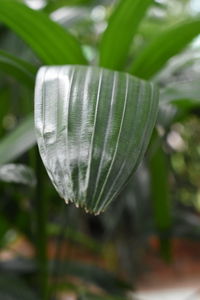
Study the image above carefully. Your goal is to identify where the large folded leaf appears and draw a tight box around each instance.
[35,65,159,214]
[0,114,35,165]
[99,0,153,70]
[0,0,87,65]
[0,49,36,88]
[130,19,200,79]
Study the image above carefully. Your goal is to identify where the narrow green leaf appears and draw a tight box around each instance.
[99,0,153,70]
[130,19,200,79]
[44,0,94,13]
[0,0,87,65]
[0,49,36,88]
[150,144,172,261]
[35,65,159,214]
[0,114,35,165]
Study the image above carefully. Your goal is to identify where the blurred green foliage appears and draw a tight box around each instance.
[0,0,200,299]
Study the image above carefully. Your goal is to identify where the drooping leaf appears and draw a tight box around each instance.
[0,0,87,65]
[0,114,35,165]
[161,78,200,108]
[0,164,36,186]
[0,49,36,88]
[157,78,200,128]
[130,19,200,79]
[100,0,153,70]
[35,65,159,214]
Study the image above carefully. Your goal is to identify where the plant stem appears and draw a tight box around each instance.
[35,148,49,300]
[49,202,68,299]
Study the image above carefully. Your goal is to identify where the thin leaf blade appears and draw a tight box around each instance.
[0,49,36,88]
[130,19,200,79]
[99,0,153,70]
[0,164,36,186]
[0,0,87,65]
[0,114,35,165]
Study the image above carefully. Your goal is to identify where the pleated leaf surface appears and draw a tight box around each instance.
[35,65,159,214]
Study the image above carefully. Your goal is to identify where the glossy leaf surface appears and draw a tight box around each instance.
[35,65,159,214]
[100,0,153,70]
[130,20,200,79]
[0,0,87,65]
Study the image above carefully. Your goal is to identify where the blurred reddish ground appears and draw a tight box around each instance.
[137,237,200,291]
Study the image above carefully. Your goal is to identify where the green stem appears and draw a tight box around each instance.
[49,203,68,299]
[35,148,49,300]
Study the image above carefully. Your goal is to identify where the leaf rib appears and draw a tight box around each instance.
[93,74,130,214]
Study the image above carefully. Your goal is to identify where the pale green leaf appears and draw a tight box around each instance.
[0,0,87,65]
[0,164,36,186]
[161,78,200,108]
[0,114,35,165]
[35,65,159,214]
[99,0,153,70]
[130,19,200,79]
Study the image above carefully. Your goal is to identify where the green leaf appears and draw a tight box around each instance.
[0,114,35,165]
[149,144,172,261]
[35,65,159,214]
[161,78,200,108]
[0,164,36,186]
[130,19,200,79]
[0,0,87,65]
[44,0,95,13]
[99,0,153,70]
[0,49,36,88]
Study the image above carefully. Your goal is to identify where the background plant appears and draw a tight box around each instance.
[0,0,200,299]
